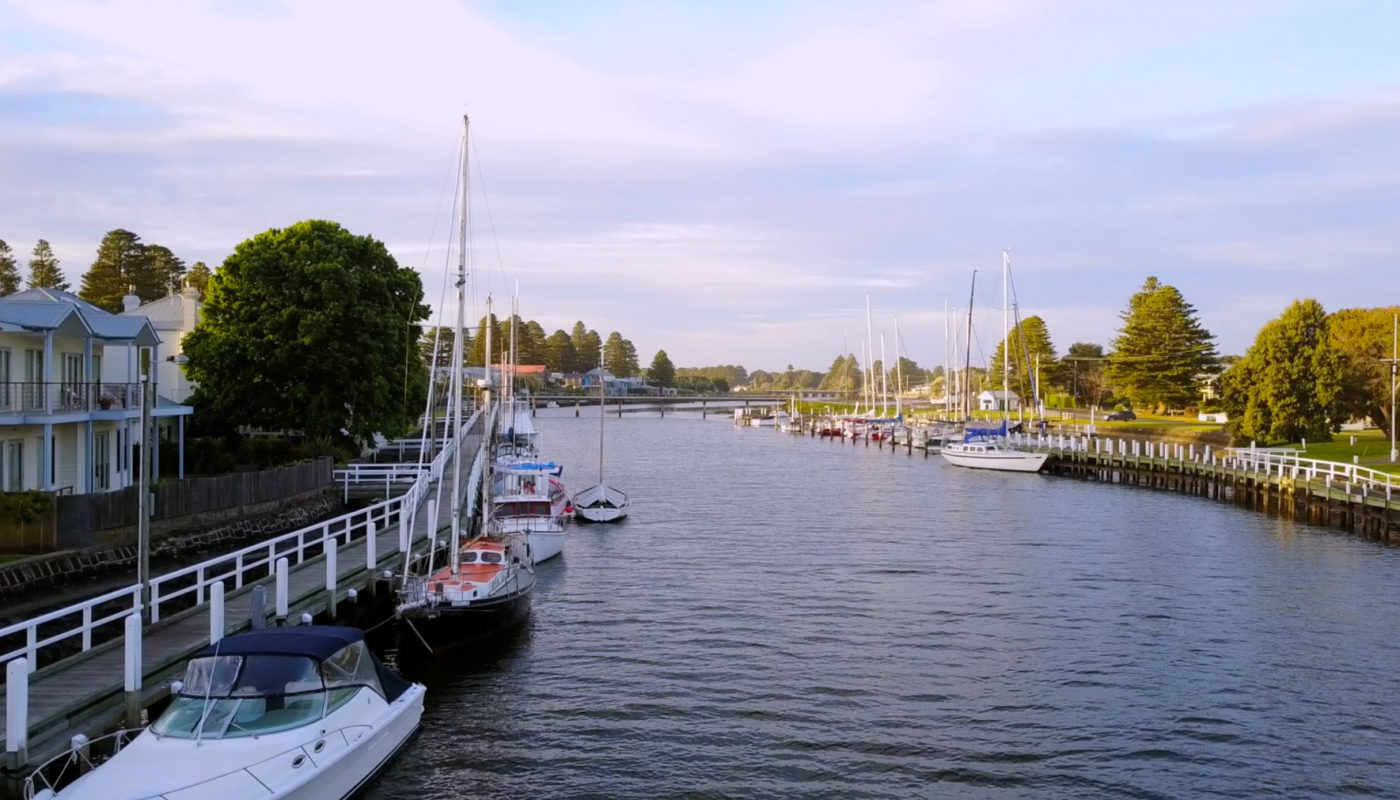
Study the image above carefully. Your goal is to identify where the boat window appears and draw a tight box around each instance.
[231,656,322,697]
[481,551,503,564]
[153,655,327,739]
[179,655,242,697]
[321,640,385,700]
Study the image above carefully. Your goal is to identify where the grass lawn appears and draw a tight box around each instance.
[0,555,24,565]
[1284,429,1400,473]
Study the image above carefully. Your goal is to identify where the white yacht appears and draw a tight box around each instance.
[31,627,424,800]
[940,438,1049,472]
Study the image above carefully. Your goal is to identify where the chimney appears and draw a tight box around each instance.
[121,285,140,313]
[182,278,200,332]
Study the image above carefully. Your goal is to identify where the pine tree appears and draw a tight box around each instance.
[80,229,162,312]
[186,261,213,295]
[1107,277,1216,409]
[602,332,632,377]
[647,350,676,387]
[544,330,578,372]
[466,314,500,367]
[989,315,1058,398]
[420,326,465,368]
[27,239,69,291]
[1221,299,1342,444]
[576,328,602,372]
[818,354,861,391]
[145,245,187,296]
[0,239,21,295]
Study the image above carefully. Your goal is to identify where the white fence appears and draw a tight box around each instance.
[0,408,482,674]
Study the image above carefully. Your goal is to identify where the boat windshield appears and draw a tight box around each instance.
[152,643,385,740]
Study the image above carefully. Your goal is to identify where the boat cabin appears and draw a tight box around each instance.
[151,627,408,740]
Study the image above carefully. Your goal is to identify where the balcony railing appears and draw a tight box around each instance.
[0,382,146,415]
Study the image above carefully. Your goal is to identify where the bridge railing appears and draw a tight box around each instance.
[0,411,480,673]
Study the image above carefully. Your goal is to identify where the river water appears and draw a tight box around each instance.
[369,411,1400,799]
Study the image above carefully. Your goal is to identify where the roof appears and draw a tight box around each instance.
[194,625,364,661]
[0,290,160,345]
[494,364,546,375]
[120,291,200,328]
[3,287,110,316]
[979,390,1019,399]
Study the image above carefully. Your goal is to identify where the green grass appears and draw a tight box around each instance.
[1285,429,1400,473]
[0,555,24,565]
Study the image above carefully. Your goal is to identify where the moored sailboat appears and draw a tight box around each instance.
[574,344,630,522]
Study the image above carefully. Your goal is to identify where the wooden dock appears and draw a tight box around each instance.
[1,416,488,777]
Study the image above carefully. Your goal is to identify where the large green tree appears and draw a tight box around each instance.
[989,315,1057,399]
[1107,277,1216,408]
[27,239,68,291]
[1221,299,1342,444]
[0,239,20,295]
[1329,306,1400,434]
[819,354,861,391]
[1062,342,1108,406]
[571,322,602,372]
[647,350,676,387]
[186,261,213,295]
[145,244,187,296]
[420,325,466,368]
[467,313,501,367]
[79,229,162,311]
[544,330,578,372]
[603,331,639,377]
[183,220,428,441]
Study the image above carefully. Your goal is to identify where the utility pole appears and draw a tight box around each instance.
[137,375,152,622]
[1388,313,1398,463]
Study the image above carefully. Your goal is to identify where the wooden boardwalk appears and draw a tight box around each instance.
[1,425,484,770]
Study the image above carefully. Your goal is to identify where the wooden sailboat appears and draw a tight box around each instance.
[574,344,630,522]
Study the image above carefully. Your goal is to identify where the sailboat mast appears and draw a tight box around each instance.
[598,343,606,485]
[449,114,470,573]
[1002,249,1010,426]
[879,331,888,416]
[865,293,875,416]
[963,271,977,420]
[894,316,903,418]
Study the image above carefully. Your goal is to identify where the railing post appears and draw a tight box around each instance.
[209,581,225,644]
[150,581,161,623]
[196,566,206,605]
[6,657,28,769]
[366,521,377,571]
[343,471,350,503]
[326,539,338,618]
[123,613,142,728]
[399,509,409,554]
[275,557,289,622]
[82,605,93,651]
[235,552,245,589]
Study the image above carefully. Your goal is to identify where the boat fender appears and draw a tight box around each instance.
[565,503,574,514]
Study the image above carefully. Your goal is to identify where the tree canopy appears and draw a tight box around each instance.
[183,220,428,442]
[602,331,640,377]
[647,350,676,387]
[186,261,212,295]
[1329,306,1400,435]
[79,229,161,311]
[1107,276,1216,409]
[1062,342,1108,406]
[145,244,187,296]
[1221,299,1342,444]
[819,354,861,391]
[571,322,602,372]
[0,239,20,295]
[544,330,578,373]
[27,239,68,291]
[990,315,1057,397]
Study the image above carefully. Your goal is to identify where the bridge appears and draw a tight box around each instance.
[1,407,494,778]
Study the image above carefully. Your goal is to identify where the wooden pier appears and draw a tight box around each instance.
[1,412,489,781]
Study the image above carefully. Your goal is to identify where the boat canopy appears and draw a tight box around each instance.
[194,626,365,661]
[964,421,1008,441]
[498,462,563,475]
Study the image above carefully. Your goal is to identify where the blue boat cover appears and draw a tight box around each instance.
[501,462,563,474]
[195,626,364,661]
[964,421,1008,441]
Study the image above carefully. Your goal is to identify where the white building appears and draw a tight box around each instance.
[111,282,203,404]
[0,288,194,494]
[977,390,1020,412]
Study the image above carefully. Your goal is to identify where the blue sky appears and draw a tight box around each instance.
[1,0,1398,371]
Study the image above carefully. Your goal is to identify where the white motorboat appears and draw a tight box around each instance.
[573,342,629,523]
[31,627,424,800]
[940,439,1048,472]
[573,484,629,523]
[494,461,569,518]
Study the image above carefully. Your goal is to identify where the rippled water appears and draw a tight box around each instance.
[369,412,1400,799]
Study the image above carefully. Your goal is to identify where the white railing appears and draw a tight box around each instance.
[0,585,142,672]
[1225,447,1400,493]
[0,410,484,673]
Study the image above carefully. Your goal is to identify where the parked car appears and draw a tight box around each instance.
[1106,410,1136,421]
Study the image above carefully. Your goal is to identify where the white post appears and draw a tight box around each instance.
[326,539,338,617]
[399,511,409,554]
[426,499,437,542]
[366,520,377,571]
[209,581,224,644]
[275,557,289,620]
[6,657,28,768]
[124,612,142,727]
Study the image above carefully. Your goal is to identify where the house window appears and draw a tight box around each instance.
[3,440,21,491]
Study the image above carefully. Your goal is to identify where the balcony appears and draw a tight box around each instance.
[0,382,147,415]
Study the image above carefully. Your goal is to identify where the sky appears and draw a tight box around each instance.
[1,0,1399,372]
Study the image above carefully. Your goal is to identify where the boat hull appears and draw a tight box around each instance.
[280,685,425,800]
[401,590,532,650]
[529,529,566,562]
[575,504,627,522]
[939,449,1048,473]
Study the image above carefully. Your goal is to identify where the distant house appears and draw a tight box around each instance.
[1196,372,1223,402]
[977,390,1020,412]
[106,282,203,404]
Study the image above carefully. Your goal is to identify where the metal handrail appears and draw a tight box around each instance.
[24,727,144,799]
[1224,447,1400,491]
